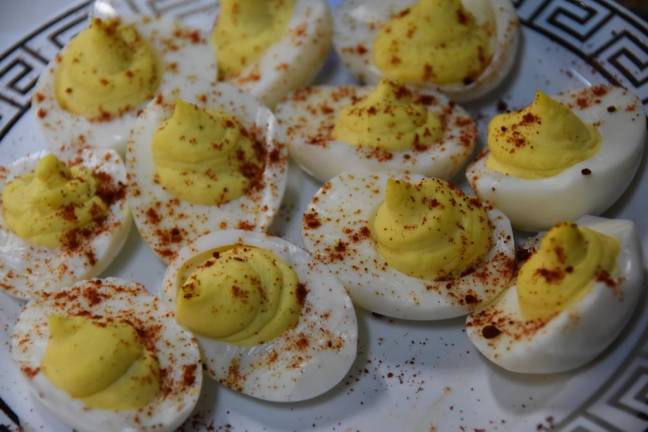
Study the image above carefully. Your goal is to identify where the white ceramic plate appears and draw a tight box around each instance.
[0,1,647,431]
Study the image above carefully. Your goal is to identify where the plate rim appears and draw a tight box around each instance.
[0,1,646,431]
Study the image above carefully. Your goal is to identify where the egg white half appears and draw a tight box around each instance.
[126,83,288,264]
[333,0,519,102]
[465,215,644,374]
[302,172,515,320]
[11,278,202,432]
[467,85,646,232]
[161,230,358,402]
[219,0,333,108]
[0,148,131,300]
[275,85,477,182]
[33,15,218,155]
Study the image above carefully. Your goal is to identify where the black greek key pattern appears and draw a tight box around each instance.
[124,0,216,18]
[0,1,91,141]
[95,0,218,29]
[517,0,648,109]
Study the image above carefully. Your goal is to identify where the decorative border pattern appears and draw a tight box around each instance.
[122,0,216,18]
[0,1,92,141]
[0,398,19,431]
[516,0,648,108]
[554,322,648,431]
[0,1,646,431]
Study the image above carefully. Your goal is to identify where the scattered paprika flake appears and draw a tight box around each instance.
[464,294,478,304]
[296,282,308,306]
[237,221,255,231]
[535,267,565,283]
[21,366,40,379]
[481,325,502,339]
[303,212,322,229]
[182,364,198,388]
[595,270,616,288]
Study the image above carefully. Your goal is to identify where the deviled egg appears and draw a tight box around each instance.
[333,0,519,102]
[127,84,288,263]
[466,216,644,373]
[275,80,477,182]
[467,85,646,231]
[0,148,130,299]
[33,16,217,154]
[302,172,515,320]
[212,0,332,107]
[11,278,202,432]
[161,230,358,402]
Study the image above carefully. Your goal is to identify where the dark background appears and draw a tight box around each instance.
[618,0,648,19]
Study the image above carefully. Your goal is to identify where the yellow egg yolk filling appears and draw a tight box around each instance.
[176,245,301,346]
[2,155,108,248]
[212,0,295,79]
[373,0,493,85]
[334,80,442,151]
[152,100,265,206]
[517,223,619,321]
[41,315,160,411]
[486,91,602,179]
[372,178,492,280]
[54,18,160,120]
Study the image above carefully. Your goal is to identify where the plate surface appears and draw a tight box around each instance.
[0,1,647,431]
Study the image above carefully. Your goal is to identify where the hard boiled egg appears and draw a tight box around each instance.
[11,278,202,432]
[213,0,332,107]
[466,216,644,373]
[302,172,515,320]
[333,0,519,102]
[33,15,217,155]
[160,230,358,402]
[467,85,646,232]
[127,83,288,263]
[274,80,477,182]
[0,148,130,300]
